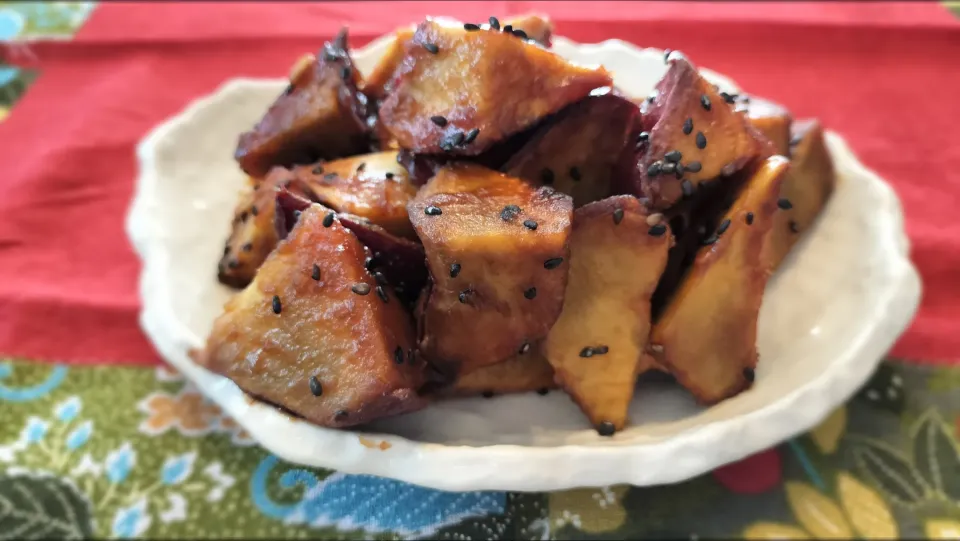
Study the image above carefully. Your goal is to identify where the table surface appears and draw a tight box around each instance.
[1,2,960,539]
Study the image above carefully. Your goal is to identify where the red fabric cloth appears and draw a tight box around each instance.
[0,2,958,366]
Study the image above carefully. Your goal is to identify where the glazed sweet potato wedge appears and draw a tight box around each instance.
[363,14,554,101]
[444,351,557,397]
[620,58,766,210]
[761,120,836,270]
[650,156,790,403]
[379,20,611,156]
[543,196,672,434]
[235,29,373,177]
[202,204,426,428]
[291,151,418,239]
[409,163,573,376]
[218,168,309,288]
[735,95,793,156]
[503,91,639,207]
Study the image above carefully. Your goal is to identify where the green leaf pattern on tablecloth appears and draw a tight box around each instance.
[3,358,960,538]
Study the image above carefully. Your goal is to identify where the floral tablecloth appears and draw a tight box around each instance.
[2,2,960,539]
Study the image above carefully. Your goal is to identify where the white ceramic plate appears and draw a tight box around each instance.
[127,33,922,492]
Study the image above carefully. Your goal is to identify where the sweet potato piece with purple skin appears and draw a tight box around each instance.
[201,205,426,428]
[290,152,417,239]
[735,95,793,156]
[543,196,672,434]
[504,90,639,207]
[761,120,835,270]
[409,163,573,375]
[275,191,427,307]
[379,20,611,156]
[620,58,765,210]
[363,15,554,102]
[442,350,557,397]
[218,168,312,289]
[650,156,790,404]
[235,29,373,177]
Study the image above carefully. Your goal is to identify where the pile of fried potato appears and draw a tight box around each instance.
[200,14,836,435]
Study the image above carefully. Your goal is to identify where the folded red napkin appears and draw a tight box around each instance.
[0,2,957,365]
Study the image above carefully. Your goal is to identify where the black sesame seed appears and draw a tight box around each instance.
[430,115,447,127]
[373,272,388,286]
[364,255,377,270]
[675,164,685,178]
[789,220,800,233]
[272,295,282,314]
[251,205,259,217]
[502,24,513,33]
[537,387,550,396]
[696,132,707,149]
[449,131,465,146]
[513,29,528,39]
[500,205,521,221]
[580,347,594,358]
[544,257,564,270]
[720,91,737,104]
[700,94,711,111]
[778,198,793,210]
[637,131,650,143]
[464,22,481,31]
[681,179,694,198]
[664,150,682,163]
[422,42,439,54]
[524,287,537,300]
[312,165,324,175]
[425,205,442,216]
[613,208,625,225]
[322,212,335,227]
[352,283,371,296]
[283,83,294,96]
[311,264,321,281]
[663,49,672,62]
[308,376,323,397]
[569,166,582,181]
[489,16,500,30]
[293,210,302,221]
[647,162,662,177]
[717,218,731,235]
[682,118,693,135]
[340,65,351,80]
[597,421,616,437]
[376,285,389,303]
[356,162,366,173]
[324,172,338,180]
[482,390,495,398]
[458,289,472,304]
[450,263,461,278]
[594,345,609,355]
[661,162,676,175]
[523,219,538,231]
[541,168,555,185]
[685,160,702,173]
[743,367,756,382]
[648,223,667,237]
[518,341,531,355]
[385,172,395,180]
[394,346,404,364]
[463,128,480,144]
[335,410,348,420]
[746,212,755,225]
[702,234,718,246]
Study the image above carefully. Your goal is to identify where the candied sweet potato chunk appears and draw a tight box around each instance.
[201,205,426,428]
[292,152,418,239]
[761,120,836,270]
[235,29,372,177]
[650,156,790,403]
[543,196,672,433]
[504,91,639,207]
[379,20,611,156]
[444,351,557,396]
[735,95,793,156]
[409,163,573,375]
[363,14,554,101]
[620,58,765,210]
[218,168,307,288]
